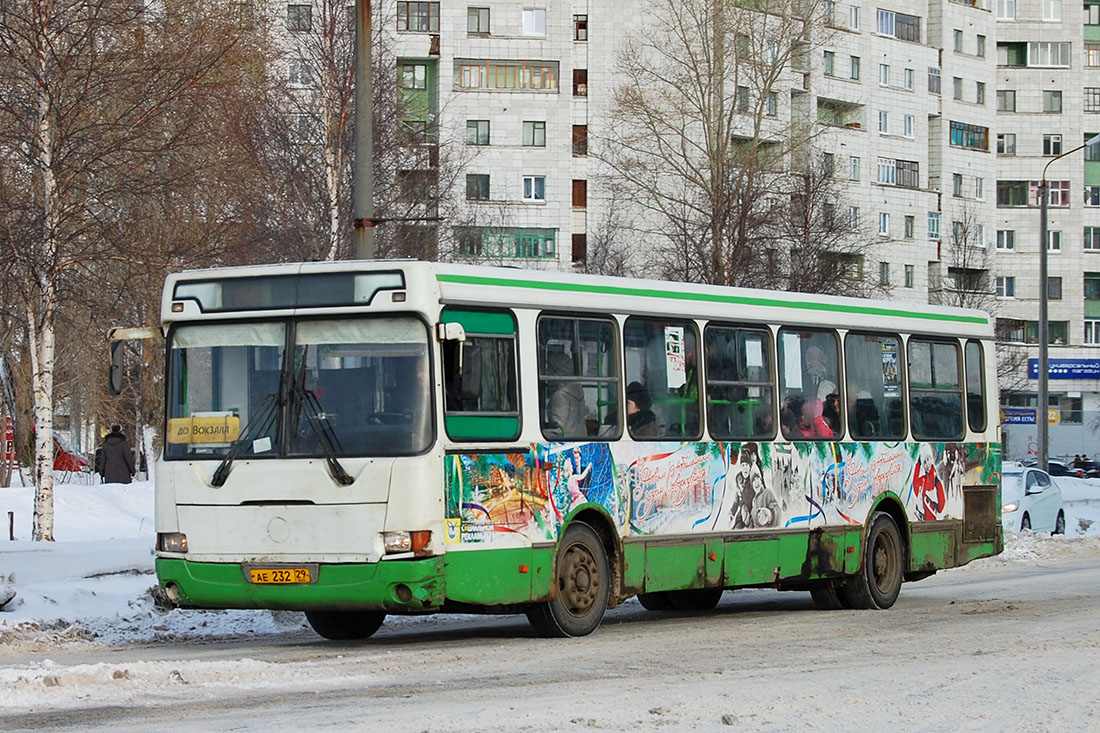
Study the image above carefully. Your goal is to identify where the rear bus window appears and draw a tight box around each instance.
[908,338,963,440]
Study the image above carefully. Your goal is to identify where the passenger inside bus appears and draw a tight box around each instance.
[625,381,658,438]
[543,351,587,439]
[797,397,835,438]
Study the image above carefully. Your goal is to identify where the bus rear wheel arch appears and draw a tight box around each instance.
[526,521,610,637]
[842,511,905,610]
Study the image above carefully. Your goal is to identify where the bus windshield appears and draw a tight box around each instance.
[166,316,432,459]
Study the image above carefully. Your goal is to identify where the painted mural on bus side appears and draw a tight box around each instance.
[443,441,1000,545]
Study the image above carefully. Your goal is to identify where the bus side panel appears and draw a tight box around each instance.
[644,543,706,592]
[443,546,544,605]
[723,537,778,586]
[909,523,957,573]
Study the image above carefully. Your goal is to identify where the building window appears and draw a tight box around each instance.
[455,59,559,92]
[879,212,889,236]
[824,50,835,76]
[1086,88,1100,112]
[879,110,889,133]
[997,230,1015,250]
[928,67,941,95]
[766,92,778,117]
[905,264,915,288]
[468,7,490,34]
[1087,319,1100,344]
[997,0,1015,18]
[850,56,861,80]
[1087,45,1100,68]
[897,160,919,188]
[288,59,313,87]
[522,120,546,147]
[1048,276,1063,300]
[573,14,587,40]
[466,119,490,145]
[997,89,1016,112]
[1044,90,1063,113]
[1042,0,1062,21]
[466,174,490,201]
[849,156,860,180]
[877,9,920,41]
[928,211,941,240]
[522,8,546,36]
[976,81,985,105]
[977,35,986,57]
[1087,273,1100,299]
[879,261,890,285]
[953,173,964,197]
[904,68,914,90]
[997,133,1016,154]
[1089,4,1100,23]
[996,276,1016,298]
[904,114,914,137]
[573,68,587,96]
[997,180,1028,206]
[850,4,861,28]
[572,179,587,208]
[848,206,860,229]
[904,215,915,239]
[950,122,990,152]
[736,86,749,112]
[400,63,428,90]
[572,125,588,156]
[823,153,835,177]
[287,4,311,31]
[523,175,546,201]
[954,29,963,53]
[1088,134,1100,161]
[1035,180,1071,206]
[1048,230,1062,251]
[1043,133,1063,156]
[1088,187,1100,206]
[1085,226,1100,249]
[880,63,889,85]
[953,77,963,100]
[1031,43,1071,67]
[397,2,439,32]
[975,178,985,200]
[878,157,896,185]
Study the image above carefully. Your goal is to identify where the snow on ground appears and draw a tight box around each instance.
[1,473,1099,650]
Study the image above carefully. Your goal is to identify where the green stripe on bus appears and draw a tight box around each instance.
[436,274,989,325]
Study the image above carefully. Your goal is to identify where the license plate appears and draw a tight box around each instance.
[249,567,311,584]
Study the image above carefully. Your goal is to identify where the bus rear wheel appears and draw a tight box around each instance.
[305,610,386,640]
[667,588,724,611]
[810,583,851,610]
[843,511,904,610]
[526,522,610,637]
[637,591,674,611]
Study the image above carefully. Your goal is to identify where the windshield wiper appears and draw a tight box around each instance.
[287,376,354,486]
[210,393,279,487]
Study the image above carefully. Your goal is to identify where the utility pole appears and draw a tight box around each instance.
[353,0,375,260]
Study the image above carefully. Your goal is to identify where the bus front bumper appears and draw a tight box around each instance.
[156,556,446,613]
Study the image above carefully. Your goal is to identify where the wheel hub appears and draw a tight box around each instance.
[560,544,599,615]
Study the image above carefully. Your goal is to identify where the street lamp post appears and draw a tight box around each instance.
[1036,133,1100,471]
[353,0,375,260]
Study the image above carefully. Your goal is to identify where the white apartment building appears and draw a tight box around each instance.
[276,1,1100,456]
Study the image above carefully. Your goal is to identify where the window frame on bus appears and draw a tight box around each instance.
[964,339,987,434]
[536,313,622,441]
[440,307,521,443]
[702,323,777,441]
[777,326,844,441]
[907,336,965,441]
[622,316,703,441]
[843,330,908,441]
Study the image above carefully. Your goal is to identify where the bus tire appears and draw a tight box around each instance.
[305,610,386,640]
[844,511,904,610]
[637,591,674,611]
[526,522,610,637]
[666,588,724,611]
[810,583,850,610]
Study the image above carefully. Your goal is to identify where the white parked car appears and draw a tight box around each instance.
[1001,463,1066,534]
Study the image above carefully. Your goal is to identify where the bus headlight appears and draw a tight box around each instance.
[1001,502,1019,515]
[158,532,189,553]
[383,530,431,555]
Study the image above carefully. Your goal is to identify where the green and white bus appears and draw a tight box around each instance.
[152,261,1003,639]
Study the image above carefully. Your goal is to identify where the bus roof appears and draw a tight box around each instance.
[163,260,993,339]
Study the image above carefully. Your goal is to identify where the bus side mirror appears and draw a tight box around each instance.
[107,341,124,396]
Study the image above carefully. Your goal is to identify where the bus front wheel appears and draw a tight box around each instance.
[526,522,610,637]
[305,610,386,640]
[843,511,904,610]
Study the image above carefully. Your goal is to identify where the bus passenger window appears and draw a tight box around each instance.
[622,318,701,440]
[965,341,986,433]
[844,332,905,440]
[440,309,520,442]
[908,338,963,440]
[537,317,620,441]
[777,328,842,440]
[704,326,775,440]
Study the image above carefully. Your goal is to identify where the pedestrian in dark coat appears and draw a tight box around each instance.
[100,425,135,484]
